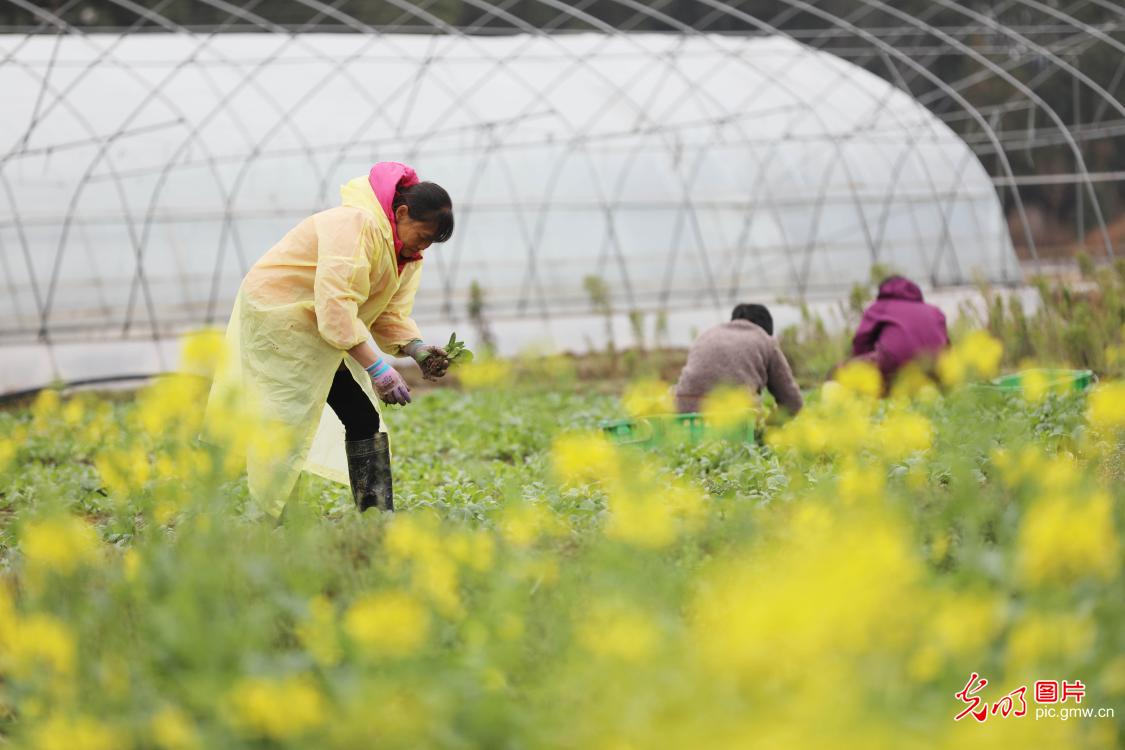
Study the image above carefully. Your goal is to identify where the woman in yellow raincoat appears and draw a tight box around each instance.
[206,162,453,517]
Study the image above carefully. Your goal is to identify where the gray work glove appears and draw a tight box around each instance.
[402,340,450,381]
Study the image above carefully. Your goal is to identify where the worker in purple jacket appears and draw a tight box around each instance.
[852,276,950,382]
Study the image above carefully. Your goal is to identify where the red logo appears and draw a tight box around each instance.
[1035,681,1059,704]
[957,675,1088,722]
[954,673,989,722]
[1062,680,1086,704]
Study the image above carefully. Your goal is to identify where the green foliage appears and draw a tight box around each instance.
[0,376,1122,747]
[445,332,474,366]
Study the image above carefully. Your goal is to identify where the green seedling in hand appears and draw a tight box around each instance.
[446,332,475,366]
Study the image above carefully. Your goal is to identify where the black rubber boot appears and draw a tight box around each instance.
[345,433,394,512]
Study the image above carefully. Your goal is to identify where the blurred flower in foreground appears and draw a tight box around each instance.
[1006,612,1095,678]
[1021,368,1049,404]
[179,328,227,378]
[1086,381,1125,431]
[874,410,934,461]
[576,599,659,662]
[227,675,324,741]
[1018,490,1119,587]
[1,612,77,679]
[456,357,512,390]
[889,363,939,403]
[602,458,706,549]
[551,432,620,486]
[150,706,200,750]
[20,516,100,578]
[834,359,882,399]
[701,385,757,431]
[30,714,122,750]
[938,330,1003,387]
[344,590,430,658]
[622,379,673,417]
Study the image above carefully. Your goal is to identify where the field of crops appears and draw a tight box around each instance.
[1,328,1123,748]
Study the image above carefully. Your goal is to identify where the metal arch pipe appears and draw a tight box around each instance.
[0,17,193,349]
[287,0,662,316]
[121,0,390,326]
[661,0,1026,290]
[689,0,1040,266]
[5,0,285,342]
[847,0,1115,259]
[599,0,905,304]
[516,1,813,305]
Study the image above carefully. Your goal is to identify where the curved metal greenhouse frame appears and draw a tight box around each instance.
[1,0,1121,392]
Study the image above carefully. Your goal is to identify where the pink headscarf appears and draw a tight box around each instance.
[368,162,420,262]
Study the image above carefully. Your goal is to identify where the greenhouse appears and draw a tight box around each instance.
[3,27,1023,391]
[3,0,1122,393]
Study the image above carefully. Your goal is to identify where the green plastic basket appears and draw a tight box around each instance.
[982,368,1096,394]
[601,413,756,447]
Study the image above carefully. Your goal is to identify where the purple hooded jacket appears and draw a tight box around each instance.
[852,277,949,379]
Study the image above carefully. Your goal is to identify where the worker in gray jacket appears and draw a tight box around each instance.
[674,304,803,415]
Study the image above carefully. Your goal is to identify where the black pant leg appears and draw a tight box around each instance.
[326,365,381,441]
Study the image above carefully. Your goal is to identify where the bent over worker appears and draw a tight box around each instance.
[673,303,803,416]
[205,162,453,517]
[851,275,949,383]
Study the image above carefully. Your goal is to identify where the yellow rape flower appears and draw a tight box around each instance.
[122,549,141,582]
[1006,612,1095,677]
[413,555,463,618]
[344,591,429,658]
[701,385,757,431]
[21,516,100,577]
[150,706,199,750]
[551,431,620,486]
[499,502,557,548]
[446,529,495,572]
[29,714,123,750]
[228,675,325,740]
[1086,381,1125,431]
[605,478,703,549]
[936,348,968,388]
[907,591,1004,682]
[874,410,934,461]
[960,330,1003,378]
[94,445,151,499]
[384,513,442,561]
[576,599,660,662]
[834,360,883,399]
[1018,491,1119,586]
[30,389,61,431]
[456,357,512,390]
[622,378,673,417]
[1021,368,1049,403]
[0,438,16,472]
[939,330,1003,387]
[692,509,919,680]
[836,461,885,505]
[179,328,227,378]
[889,363,939,403]
[61,398,86,427]
[2,614,76,678]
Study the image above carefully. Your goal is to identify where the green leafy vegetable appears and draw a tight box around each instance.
[446,332,475,365]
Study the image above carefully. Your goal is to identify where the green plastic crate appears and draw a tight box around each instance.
[982,368,1096,394]
[601,413,756,447]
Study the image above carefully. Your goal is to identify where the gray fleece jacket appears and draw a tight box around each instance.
[674,319,803,414]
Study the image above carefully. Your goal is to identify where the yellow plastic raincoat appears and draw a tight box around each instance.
[205,176,424,516]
